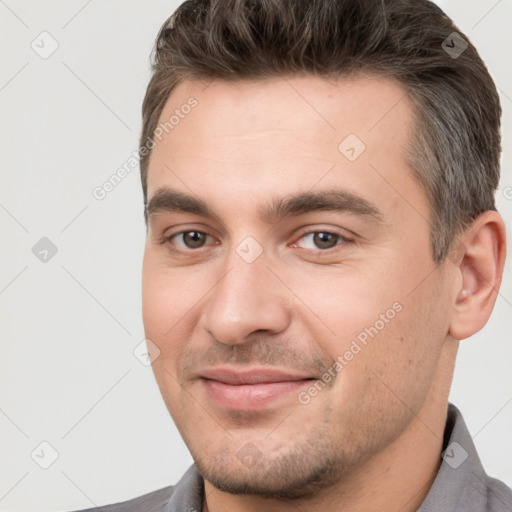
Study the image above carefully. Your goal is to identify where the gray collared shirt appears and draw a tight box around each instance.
[72,403,512,511]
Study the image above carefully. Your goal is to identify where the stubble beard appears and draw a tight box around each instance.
[189,422,377,501]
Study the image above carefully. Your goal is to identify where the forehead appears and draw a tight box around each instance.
[151,74,412,151]
[146,74,423,222]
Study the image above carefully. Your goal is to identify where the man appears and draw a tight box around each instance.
[74,0,511,510]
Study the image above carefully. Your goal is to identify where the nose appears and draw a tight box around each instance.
[199,245,291,345]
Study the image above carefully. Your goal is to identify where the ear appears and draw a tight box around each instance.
[448,211,507,341]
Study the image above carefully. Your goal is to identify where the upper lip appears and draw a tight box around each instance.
[198,367,315,385]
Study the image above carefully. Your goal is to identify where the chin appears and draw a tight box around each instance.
[192,439,355,501]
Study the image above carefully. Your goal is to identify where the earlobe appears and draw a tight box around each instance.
[448,211,507,341]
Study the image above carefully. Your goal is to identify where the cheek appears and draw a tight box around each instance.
[284,260,440,400]
[142,246,203,330]
[281,263,402,353]
[141,260,192,415]
[345,281,449,417]
[141,253,195,369]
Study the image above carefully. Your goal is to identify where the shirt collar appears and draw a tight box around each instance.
[418,402,507,511]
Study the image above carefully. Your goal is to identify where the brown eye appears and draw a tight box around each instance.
[296,231,345,251]
[312,232,339,249]
[169,231,211,250]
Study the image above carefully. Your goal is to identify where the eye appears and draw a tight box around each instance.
[293,231,348,251]
[167,230,216,250]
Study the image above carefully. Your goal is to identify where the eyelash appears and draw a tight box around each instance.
[163,229,352,255]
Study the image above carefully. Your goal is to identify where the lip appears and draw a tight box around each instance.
[198,367,315,411]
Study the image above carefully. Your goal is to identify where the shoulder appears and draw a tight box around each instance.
[64,464,203,512]
[485,476,512,512]
[66,484,175,512]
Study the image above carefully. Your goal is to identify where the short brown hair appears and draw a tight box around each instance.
[139,0,501,262]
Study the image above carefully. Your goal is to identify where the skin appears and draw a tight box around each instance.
[141,75,506,512]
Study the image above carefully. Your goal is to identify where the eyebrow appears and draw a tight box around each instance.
[145,187,383,225]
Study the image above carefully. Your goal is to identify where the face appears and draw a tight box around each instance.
[142,75,454,498]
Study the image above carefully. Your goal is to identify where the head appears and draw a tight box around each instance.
[140,0,506,501]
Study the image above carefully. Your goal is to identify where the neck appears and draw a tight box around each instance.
[203,337,458,512]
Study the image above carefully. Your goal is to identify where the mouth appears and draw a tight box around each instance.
[198,367,316,411]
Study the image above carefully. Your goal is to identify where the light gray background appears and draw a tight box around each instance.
[1,1,511,511]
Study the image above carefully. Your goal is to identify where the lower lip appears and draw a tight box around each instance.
[201,379,313,410]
